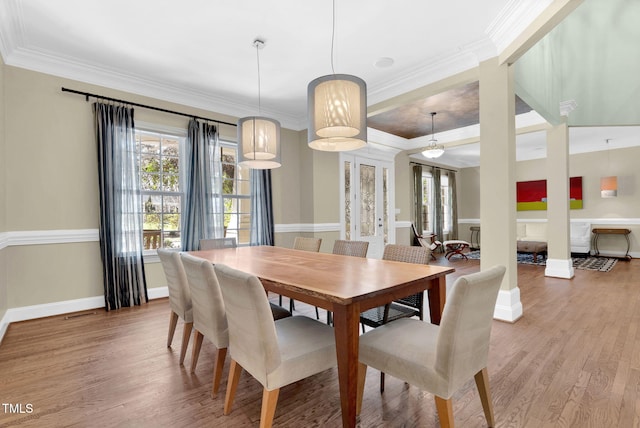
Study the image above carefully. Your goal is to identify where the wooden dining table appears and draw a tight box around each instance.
[190,245,454,427]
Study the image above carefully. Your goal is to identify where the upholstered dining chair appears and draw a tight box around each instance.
[157,249,193,366]
[357,265,506,428]
[325,239,370,324]
[359,244,430,391]
[281,237,323,316]
[180,253,229,397]
[214,264,337,428]
[199,237,237,250]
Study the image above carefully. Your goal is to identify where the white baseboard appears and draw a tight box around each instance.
[0,287,169,345]
[545,258,575,279]
[494,287,523,322]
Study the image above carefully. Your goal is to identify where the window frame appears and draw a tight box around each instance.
[219,139,252,246]
[135,122,187,257]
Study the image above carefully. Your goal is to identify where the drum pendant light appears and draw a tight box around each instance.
[307,0,367,151]
[238,39,281,169]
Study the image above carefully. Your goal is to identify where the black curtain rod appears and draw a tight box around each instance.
[61,87,237,127]
[410,161,458,173]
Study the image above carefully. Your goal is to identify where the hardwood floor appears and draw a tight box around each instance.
[1,256,639,427]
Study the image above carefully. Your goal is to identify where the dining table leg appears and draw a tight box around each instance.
[428,276,446,325]
[332,302,360,428]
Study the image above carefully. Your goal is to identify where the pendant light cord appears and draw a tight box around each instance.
[331,0,336,75]
[256,42,262,115]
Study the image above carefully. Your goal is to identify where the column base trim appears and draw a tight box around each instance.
[494,287,523,323]
[545,258,575,279]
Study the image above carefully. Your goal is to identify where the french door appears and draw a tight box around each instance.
[340,154,395,259]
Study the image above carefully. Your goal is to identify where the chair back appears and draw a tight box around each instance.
[435,265,506,395]
[410,223,422,246]
[214,264,281,384]
[382,244,430,308]
[180,253,228,349]
[332,240,369,258]
[157,249,192,321]
[200,237,237,250]
[383,244,430,264]
[293,237,322,252]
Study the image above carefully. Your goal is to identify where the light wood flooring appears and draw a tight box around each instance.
[1,255,639,427]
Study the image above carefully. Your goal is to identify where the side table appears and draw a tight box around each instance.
[592,228,632,260]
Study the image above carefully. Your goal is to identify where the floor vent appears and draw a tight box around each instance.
[64,311,97,320]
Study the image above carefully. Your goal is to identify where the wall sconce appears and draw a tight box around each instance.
[601,176,617,198]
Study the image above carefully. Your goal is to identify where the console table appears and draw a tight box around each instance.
[592,228,632,260]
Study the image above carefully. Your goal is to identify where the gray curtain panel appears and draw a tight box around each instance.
[182,119,224,251]
[449,171,458,239]
[412,164,423,242]
[94,102,147,311]
[250,169,274,246]
[432,168,443,241]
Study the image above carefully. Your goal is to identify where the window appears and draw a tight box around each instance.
[135,129,251,250]
[220,142,251,245]
[136,129,184,250]
[421,171,452,235]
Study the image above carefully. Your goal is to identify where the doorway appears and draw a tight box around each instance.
[340,154,395,259]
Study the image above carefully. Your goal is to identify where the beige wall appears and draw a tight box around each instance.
[1,56,7,319]
[458,145,640,254]
[2,65,304,309]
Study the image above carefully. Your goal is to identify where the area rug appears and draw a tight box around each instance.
[464,250,618,272]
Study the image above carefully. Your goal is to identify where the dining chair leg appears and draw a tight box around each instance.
[356,362,367,416]
[224,359,243,415]
[380,372,385,393]
[474,367,495,427]
[167,311,178,347]
[190,330,204,373]
[434,396,454,428]
[315,306,320,320]
[211,347,228,398]
[289,298,295,313]
[179,321,193,365]
[260,387,280,428]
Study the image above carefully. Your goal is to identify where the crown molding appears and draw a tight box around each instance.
[367,44,486,108]
[4,44,303,130]
[0,0,23,60]
[486,0,554,54]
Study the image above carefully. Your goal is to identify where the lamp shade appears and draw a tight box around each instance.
[238,116,281,169]
[307,74,367,151]
[601,176,617,198]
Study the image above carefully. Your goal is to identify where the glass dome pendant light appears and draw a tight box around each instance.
[307,0,367,152]
[238,39,282,169]
[421,112,445,159]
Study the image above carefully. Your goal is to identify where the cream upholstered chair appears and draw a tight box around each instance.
[180,253,229,397]
[157,249,193,365]
[214,264,337,428]
[199,237,237,250]
[359,244,430,391]
[357,265,506,428]
[281,237,323,316]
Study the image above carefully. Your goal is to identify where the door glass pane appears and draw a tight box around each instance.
[360,164,376,237]
[345,161,351,240]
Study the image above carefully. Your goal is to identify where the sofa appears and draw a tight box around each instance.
[516,221,591,256]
